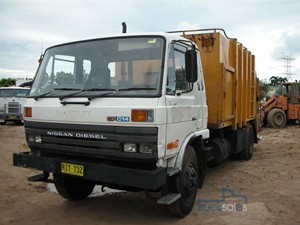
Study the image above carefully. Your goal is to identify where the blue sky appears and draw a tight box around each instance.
[1,0,300,81]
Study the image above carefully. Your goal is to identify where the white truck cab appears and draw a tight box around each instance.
[25,33,209,167]
[0,86,30,125]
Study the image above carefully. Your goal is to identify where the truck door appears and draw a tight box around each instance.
[164,44,203,158]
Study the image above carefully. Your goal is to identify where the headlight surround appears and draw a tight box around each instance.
[28,134,35,142]
[123,143,153,154]
[139,144,153,154]
[28,134,42,143]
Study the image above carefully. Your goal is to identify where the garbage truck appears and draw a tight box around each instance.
[13,27,259,217]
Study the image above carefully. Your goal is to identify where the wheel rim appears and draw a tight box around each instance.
[274,113,284,126]
[248,145,253,158]
[182,163,198,202]
[249,131,254,156]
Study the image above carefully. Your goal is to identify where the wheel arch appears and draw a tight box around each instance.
[174,129,209,188]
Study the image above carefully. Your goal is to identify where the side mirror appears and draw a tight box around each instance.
[185,49,198,83]
[38,54,44,64]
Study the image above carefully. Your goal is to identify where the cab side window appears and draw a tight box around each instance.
[167,44,192,95]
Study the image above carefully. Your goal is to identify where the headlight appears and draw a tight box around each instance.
[28,134,42,143]
[123,143,137,153]
[28,135,35,142]
[35,135,42,143]
[139,144,153,154]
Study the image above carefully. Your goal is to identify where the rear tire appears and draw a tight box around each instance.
[267,108,286,128]
[167,146,198,217]
[239,125,254,161]
[54,176,95,201]
[207,138,231,167]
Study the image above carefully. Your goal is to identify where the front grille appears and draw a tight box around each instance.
[25,121,158,161]
[8,102,20,114]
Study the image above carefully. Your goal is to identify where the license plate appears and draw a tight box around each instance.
[9,115,16,119]
[61,162,84,176]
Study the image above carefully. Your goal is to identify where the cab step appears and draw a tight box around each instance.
[167,167,181,176]
[27,172,53,183]
[157,193,181,205]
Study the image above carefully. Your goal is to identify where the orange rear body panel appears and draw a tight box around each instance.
[183,32,258,130]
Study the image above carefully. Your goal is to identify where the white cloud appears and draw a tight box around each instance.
[176,21,200,31]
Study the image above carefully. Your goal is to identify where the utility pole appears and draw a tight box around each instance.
[279,53,295,81]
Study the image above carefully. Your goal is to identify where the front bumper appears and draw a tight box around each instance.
[0,113,23,121]
[13,152,167,190]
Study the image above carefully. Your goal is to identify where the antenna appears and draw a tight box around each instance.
[40,38,44,55]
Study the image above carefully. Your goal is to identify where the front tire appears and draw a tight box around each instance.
[54,176,95,201]
[167,146,199,217]
[267,108,286,128]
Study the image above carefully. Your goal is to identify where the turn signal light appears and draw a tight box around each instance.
[24,107,32,118]
[167,139,179,149]
[131,109,154,122]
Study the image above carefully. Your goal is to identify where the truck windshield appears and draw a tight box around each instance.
[274,84,283,96]
[30,36,165,99]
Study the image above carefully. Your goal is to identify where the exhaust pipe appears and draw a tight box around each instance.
[122,22,127,34]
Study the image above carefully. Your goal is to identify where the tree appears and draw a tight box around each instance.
[269,76,288,86]
[55,71,74,84]
[259,79,271,100]
[0,78,16,87]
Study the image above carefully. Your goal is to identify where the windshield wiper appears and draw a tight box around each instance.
[83,88,116,91]
[87,90,117,101]
[55,87,118,101]
[57,88,86,101]
[82,88,116,101]
[117,87,157,92]
[87,87,157,101]
[33,88,82,101]
[33,91,53,101]
[88,87,156,100]
[33,89,67,101]
[53,87,82,91]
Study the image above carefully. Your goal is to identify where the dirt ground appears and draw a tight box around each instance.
[0,123,299,225]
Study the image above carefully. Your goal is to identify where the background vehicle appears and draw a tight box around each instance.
[260,82,300,128]
[0,87,30,125]
[13,28,259,217]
